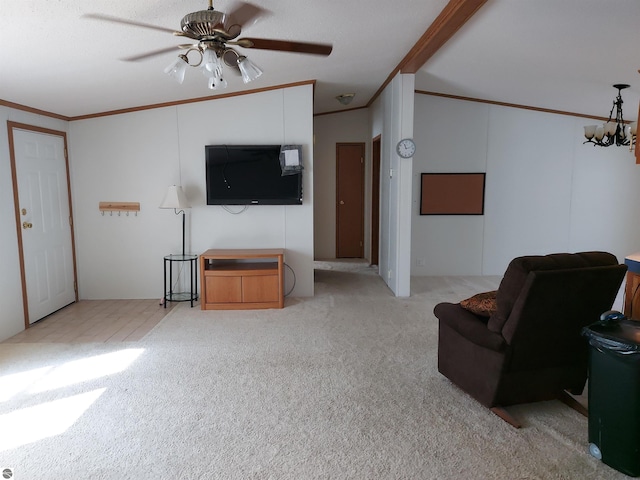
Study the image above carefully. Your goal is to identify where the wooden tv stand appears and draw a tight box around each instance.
[200,248,284,310]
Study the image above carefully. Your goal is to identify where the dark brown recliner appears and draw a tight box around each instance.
[434,251,627,427]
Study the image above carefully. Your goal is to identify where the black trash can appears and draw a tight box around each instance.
[583,312,640,477]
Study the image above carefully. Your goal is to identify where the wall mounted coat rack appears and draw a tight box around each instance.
[99,202,140,216]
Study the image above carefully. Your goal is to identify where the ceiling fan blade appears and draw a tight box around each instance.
[82,13,182,36]
[225,2,268,36]
[121,46,180,62]
[234,38,333,56]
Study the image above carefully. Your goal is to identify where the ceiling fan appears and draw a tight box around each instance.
[84,0,333,89]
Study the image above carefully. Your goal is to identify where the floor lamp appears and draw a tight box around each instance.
[160,185,190,256]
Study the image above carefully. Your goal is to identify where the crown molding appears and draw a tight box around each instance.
[0,80,316,122]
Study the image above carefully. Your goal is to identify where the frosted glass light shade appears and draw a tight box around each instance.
[237,56,263,84]
[207,75,228,90]
[164,56,188,84]
[584,125,597,139]
[594,126,605,141]
[604,121,617,136]
[160,185,190,209]
[202,48,222,76]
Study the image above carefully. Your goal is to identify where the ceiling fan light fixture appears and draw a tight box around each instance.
[164,54,189,84]
[237,56,262,84]
[87,1,332,91]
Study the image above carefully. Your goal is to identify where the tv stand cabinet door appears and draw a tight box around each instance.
[242,274,279,303]
[205,276,242,305]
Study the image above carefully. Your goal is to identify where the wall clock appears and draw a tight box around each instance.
[396,138,416,158]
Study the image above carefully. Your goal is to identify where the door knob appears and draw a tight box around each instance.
[339,200,345,205]
[22,222,33,229]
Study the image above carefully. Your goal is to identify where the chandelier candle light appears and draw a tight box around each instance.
[584,84,637,149]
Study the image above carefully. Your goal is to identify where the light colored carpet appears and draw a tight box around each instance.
[0,261,624,479]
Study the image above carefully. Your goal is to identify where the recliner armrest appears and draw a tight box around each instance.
[434,302,506,352]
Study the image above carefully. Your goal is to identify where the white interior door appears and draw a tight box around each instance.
[13,127,76,324]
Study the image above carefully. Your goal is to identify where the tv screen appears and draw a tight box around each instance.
[205,145,303,205]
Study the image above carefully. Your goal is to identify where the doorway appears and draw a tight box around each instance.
[8,122,78,327]
[371,136,381,266]
[336,143,365,258]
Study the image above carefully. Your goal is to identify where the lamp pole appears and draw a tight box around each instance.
[181,210,186,256]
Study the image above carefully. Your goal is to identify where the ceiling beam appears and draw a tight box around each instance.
[367,0,489,108]
[399,0,490,74]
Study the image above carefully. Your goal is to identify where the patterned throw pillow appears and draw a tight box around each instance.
[460,290,498,317]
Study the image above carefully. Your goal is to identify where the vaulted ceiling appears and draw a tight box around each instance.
[2,0,639,121]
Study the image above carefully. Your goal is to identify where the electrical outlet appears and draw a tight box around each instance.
[416,258,426,267]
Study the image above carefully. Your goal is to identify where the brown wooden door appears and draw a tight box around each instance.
[371,136,381,265]
[336,143,365,258]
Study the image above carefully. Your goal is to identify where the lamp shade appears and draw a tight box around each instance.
[237,56,263,84]
[159,185,190,209]
[202,48,222,76]
[164,56,188,84]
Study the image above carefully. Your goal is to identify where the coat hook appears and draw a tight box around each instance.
[101,211,105,216]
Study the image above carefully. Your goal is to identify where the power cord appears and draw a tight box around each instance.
[284,262,296,296]
[222,204,249,214]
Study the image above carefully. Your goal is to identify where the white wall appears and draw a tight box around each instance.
[313,109,371,260]
[7,85,633,341]
[370,74,415,296]
[412,93,640,276]
[0,107,69,340]
[69,84,315,301]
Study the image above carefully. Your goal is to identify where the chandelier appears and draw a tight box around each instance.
[583,84,637,148]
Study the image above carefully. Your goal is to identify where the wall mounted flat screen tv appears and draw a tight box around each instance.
[205,145,302,205]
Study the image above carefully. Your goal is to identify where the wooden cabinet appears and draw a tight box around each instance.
[200,248,284,310]
[624,254,640,319]
[624,271,640,319]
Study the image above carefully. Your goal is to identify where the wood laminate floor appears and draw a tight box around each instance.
[2,299,175,344]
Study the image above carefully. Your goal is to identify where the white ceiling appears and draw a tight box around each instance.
[2,0,640,121]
